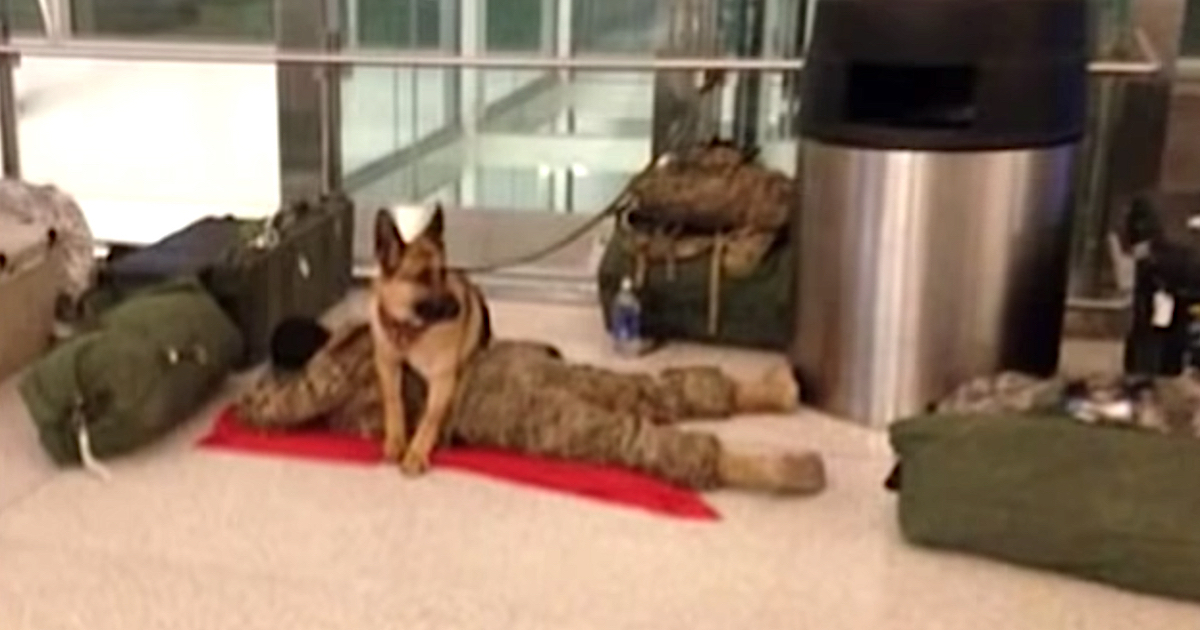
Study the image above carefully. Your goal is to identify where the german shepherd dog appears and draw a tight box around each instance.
[370,205,491,475]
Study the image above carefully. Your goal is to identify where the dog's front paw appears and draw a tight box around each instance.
[383,436,407,462]
[400,449,431,477]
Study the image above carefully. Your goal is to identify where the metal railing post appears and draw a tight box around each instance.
[276,0,343,205]
[0,9,21,179]
[318,27,342,196]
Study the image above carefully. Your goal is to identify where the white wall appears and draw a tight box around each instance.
[14,58,281,243]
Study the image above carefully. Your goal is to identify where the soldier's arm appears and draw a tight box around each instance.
[234,323,374,429]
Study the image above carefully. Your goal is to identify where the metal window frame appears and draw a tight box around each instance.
[0,36,1163,74]
[0,22,1163,185]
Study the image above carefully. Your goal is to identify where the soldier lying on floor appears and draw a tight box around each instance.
[234,319,826,495]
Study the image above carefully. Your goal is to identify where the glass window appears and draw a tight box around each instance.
[486,0,541,52]
[572,0,657,54]
[69,0,274,40]
[1,0,47,34]
[1184,0,1200,55]
[357,0,441,49]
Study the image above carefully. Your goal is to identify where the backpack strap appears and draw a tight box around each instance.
[69,340,111,481]
[706,231,727,336]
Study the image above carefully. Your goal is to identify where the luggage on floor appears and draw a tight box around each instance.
[0,215,65,382]
[86,192,355,365]
[1122,191,1200,376]
[889,412,1200,603]
[19,278,244,467]
[204,192,355,365]
[596,139,796,349]
[598,224,793,349]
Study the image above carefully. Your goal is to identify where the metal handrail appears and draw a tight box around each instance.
[2,38,809,71]
[1174,57,1200,82]
[0,34,1163,76]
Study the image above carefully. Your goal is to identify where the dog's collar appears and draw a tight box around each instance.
[377,305,427,346]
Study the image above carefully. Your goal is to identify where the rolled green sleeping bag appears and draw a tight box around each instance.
[889,413,1200,603]
[19,278,244,466]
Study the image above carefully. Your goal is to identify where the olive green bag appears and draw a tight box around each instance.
[597,228,793,349]
[19,278,244,466]
[596,139,796,350]
[890,413,1200,602]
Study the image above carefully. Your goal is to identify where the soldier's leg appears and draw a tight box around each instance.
[536,364,676,423]
[450,387,824,494]
[543,362,800,423]
[658,363,800,419]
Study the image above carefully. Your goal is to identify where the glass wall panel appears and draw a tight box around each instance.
[70,0,273,40]
[341,0,455,175]
[1067,0,1138,299]
[357,0,442,48]
[1170,0,1200,195]
[1183,0,1200,53]
[481,0,552,107]
[344,66,798,278]
[1,0,47,34]
[571,0,656,54]
[486,0,540,51]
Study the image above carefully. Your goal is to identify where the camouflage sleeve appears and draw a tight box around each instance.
[234,323,375,429]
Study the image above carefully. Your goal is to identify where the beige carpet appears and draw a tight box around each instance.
[1,298,1197,629]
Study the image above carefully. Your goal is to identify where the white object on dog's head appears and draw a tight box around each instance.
[388,204,435,242]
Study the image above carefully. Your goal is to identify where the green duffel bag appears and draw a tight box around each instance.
[889,413,1200,603]
[596,139,796,350]
[597,221,794,350]
[19,278,244,467]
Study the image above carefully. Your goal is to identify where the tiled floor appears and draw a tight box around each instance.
[1,297,1198,629]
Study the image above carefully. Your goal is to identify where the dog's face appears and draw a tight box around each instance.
[373,205,461,327]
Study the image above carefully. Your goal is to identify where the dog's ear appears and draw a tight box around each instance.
[425,204,445,245]
[374,208,405,275]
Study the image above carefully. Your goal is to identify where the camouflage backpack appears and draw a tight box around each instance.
[624,140,795,232]
[598,139,797,349]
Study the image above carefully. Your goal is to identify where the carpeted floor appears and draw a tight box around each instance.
[1,297,1197,629]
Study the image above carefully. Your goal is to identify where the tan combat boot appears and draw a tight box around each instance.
[717,448,826,495]
[733,364,801,413]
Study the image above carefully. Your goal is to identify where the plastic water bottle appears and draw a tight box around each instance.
[611,277,644,357]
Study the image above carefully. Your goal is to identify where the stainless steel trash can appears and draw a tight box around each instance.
[790,0,1089,427]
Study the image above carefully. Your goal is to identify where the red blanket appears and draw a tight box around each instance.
[200,407,720,521]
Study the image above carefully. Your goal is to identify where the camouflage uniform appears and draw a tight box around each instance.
[235,323,748,489]
[234,323,383,438]
[935,372,1068,416]
[0,178,95,301]
[446,341,729,488]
